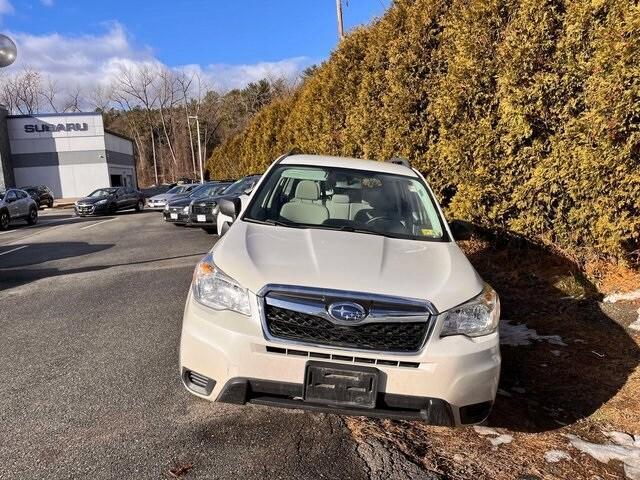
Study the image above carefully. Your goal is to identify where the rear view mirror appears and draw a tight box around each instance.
[449,220,473,241]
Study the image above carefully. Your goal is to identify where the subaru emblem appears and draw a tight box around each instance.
[328,302,367,322]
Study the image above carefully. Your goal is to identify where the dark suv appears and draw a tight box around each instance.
[74,186,145,216]
[21,185,54,208]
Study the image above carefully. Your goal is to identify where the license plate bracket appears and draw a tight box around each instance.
[304,361,379,409]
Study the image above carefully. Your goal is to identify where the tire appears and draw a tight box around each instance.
[0,210,9,230]
[108,204,117,215]
[27,207,38,225]
[48,199,54,208]
[135,200,144,212]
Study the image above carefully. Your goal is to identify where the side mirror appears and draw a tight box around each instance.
[449,220,473,241]
[218,197,242,220]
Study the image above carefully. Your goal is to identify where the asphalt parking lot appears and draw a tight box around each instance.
[0,209,411,480]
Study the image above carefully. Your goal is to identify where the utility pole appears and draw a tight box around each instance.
[151,128,158,185]
[336,0,344,40]
[189,116,204,183]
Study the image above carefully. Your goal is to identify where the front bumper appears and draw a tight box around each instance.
[179,292,501,425]
[146,200,167,210]
[189,211,217,227]
[75,204,108,216]
[163,210,189,224]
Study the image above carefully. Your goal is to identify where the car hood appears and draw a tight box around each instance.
[149,193,177,201]
[168,196,194,208]
[212,221,484,313]
[77,196,111,205]
[198,193,234,205]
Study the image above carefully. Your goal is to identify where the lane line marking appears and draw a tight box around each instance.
[80,217,118,230]
[0,245,28,257]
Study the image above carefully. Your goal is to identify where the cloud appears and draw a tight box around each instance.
[2,23,312,109]
[0,0,14,17]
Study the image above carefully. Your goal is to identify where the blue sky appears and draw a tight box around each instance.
[2,0,388,89]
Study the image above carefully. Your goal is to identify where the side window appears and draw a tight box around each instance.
[6,190,17,202]
[16,190,28,199]
[125,186,134,194]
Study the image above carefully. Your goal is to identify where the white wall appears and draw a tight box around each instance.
[8,114,106,154]
[105,133,133,155]
[13,163,110,198]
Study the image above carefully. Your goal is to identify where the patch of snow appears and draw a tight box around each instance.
[603,289,640,303]
[500,321,567,347]
[490,434,513,447]
[474,426,498,436]
[566,433,640,480]
[497,388,512,397]
[512,387,526,394]
[544,450,571,463]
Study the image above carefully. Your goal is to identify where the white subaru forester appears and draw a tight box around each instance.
[180,154,500,426]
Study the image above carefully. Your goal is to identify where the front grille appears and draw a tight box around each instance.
[261,287,434,353]
[265,346,420,368]
[192,203,212,215]
[265,305,428,352]
[76,204,94,214]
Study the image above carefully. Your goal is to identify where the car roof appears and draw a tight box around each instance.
[280,154,418,177]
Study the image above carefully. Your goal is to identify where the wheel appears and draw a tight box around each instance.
[108,204,117,215]
[47,199,54,208]
[27,207,38,225]
[0,210,9,230]
[135,200,144,212]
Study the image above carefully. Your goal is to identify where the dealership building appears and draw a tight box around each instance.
[0,108,136,198]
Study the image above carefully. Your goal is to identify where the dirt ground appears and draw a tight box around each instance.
[348,235,640,479]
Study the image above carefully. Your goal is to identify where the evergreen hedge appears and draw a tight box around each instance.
[209,0,640,263]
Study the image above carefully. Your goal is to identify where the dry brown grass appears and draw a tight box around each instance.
[348,234,640,479]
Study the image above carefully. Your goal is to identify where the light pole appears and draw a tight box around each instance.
[188,115,204,183]
[335,0,344,40]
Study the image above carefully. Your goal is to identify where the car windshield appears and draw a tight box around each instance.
[243,165,446,241]
[222,178,255,196]
[88,188,117,198]
[166,186,185,194]
[188,184,219,198]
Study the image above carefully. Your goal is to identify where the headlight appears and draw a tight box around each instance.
[164,204,169,211]
[440,284,500,338]
[182,206,189,213]
[95,199,107,205]
[192,254,251,315]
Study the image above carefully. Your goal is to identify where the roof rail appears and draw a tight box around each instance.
[386,157,411,168]
[273,148,302,166]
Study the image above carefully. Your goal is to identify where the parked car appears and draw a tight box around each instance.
[146,184,199,210]
[21,185,54,209]
[162,182,232,226]
[189,175,261,233]
[0,188,38,230]
[74,186,145,216]
[180,154,500,426]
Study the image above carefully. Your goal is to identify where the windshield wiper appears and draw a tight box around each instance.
[245,218,304,228]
